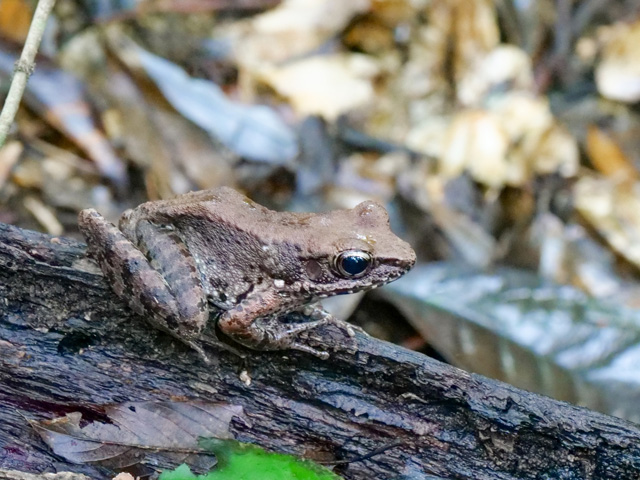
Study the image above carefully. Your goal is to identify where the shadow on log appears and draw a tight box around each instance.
[1,222,640,479]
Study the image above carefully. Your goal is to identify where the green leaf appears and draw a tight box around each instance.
[159,439,343,480]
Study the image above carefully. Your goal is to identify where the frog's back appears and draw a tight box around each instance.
[187,187,290,230]
[130,187,271,225]
[129,187,323,244]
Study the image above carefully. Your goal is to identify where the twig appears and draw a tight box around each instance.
[0,0,57,147]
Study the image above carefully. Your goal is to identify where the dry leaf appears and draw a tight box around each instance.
[0,141,23,190]
[596,20,640,103]
[259,53,379,120]
[0,0,31,42]
[402,0,499,99]
[440,110,509,188]
[229,0,370,67]
[381,262,640,422]
[23,196,63,236]
[586,125,638,179]
[574,174,640,269]
[33,401,247,470]
[0,49,127,187]
[106,31,298,166]
[457,44,533,105]
[411,93,578,189]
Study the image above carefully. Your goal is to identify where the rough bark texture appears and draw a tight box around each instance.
[1,222,640,479]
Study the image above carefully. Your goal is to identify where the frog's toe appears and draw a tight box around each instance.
[290,342,330,360]
[187,340,212,364]
[326,316,366,338]
[201,332,248,359]
[301,305,364,338]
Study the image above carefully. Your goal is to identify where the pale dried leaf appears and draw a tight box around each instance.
[23,197,63,236]
[596,20,640,103]
[441,110,509,188]
[0,141,23,190]
[574,174,640,269]
[457,45,533,106]
[230,0,370,66]
[112,474,135,480]
[494,94,578,179]
[433,0,499,87]
[415,94,577,189]
[259,54,379,120]
[405,117,450,158]
[399,0,498,105]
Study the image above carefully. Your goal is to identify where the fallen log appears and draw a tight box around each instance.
[0,222,639,479]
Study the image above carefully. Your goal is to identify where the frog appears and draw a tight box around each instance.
[78,187,416,361]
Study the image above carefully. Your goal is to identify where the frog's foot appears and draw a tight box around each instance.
[258,318,335,359]
[219,313,335,359]
[186,339,212,364]
[289,341,331,360]
[218,295,360,359]
[300,304,368,338]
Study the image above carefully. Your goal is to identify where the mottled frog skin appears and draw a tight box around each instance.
[78,187,416,360]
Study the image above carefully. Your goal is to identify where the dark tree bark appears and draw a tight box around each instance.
[1,222,640,479]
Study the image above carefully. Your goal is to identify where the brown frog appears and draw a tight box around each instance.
[78,187,415,360]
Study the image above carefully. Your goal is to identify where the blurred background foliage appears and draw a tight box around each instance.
[3,0,640,421]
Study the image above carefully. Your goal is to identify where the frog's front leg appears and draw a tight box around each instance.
[299,304,363,338]
[78,209,210,361]
[218,294,356,359]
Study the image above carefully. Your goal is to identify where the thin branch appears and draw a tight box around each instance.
[0,0,57,147]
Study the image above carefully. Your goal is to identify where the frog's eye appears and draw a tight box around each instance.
[334,251,372,278]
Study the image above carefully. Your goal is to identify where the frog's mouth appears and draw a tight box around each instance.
[316,261,413,297]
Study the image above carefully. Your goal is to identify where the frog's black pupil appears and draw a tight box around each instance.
[341,254,369,276]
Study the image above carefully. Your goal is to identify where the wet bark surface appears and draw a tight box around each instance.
[1,222,640,479]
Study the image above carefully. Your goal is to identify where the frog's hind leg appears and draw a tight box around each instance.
[133,220,208,337]
[78,210,210,362]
